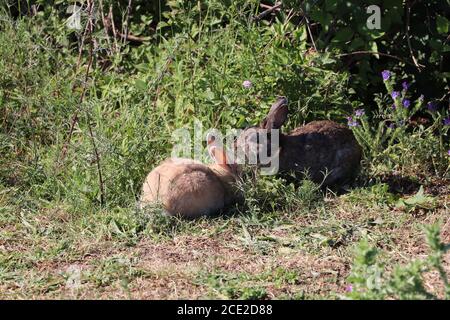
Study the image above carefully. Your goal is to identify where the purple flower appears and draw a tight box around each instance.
[402,81,409,91]
[242,80,252,89]
[402,99,411,108]
[444,117,450,126]
[345,285,353,292]
[427,102,437,112]
[347,116,360,127]
[391,103,397,110]
[448,150,450,156]
[382,70,391,81]
[419,94,424,101]
[355,109,365,117]
[391,91,400,99]
[388,123,395,129]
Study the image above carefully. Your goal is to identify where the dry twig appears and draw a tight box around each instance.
[406,1,424,71]
[59,0,106,206]
[254,2,282,21]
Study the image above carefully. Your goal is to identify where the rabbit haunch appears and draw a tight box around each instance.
[140,146,238,218]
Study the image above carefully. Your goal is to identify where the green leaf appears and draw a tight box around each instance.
[436,15,449,34]
[395,186,436,212]
[310,9,333,30]
[296,25,308,42]
[332,27,354,43]
[367,30,385,40]
[369,41,379,59]
[383,0,403,10]
[325,0,338,12]
[349,37,365,50]
[134,79,147,91]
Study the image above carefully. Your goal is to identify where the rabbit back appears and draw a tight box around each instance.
[140,159,227,218]
[280,120,361,185]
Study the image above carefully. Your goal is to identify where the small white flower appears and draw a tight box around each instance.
[242,80,252,89]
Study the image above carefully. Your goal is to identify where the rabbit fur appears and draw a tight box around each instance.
[234,97,362,186]
[140,141,238,218]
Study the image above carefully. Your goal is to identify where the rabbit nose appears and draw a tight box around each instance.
[275,96,288,106]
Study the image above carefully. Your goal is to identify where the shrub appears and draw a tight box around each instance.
[348,69,449,177]
[295,0,450,107]
[345,223,449,300]
[0,2,350,211]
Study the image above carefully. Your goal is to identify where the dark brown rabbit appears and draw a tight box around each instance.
[234,97,362,186]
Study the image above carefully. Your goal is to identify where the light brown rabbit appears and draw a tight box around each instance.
[139,139,238,218]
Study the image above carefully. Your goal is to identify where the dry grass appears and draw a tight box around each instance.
[1,183,448,299]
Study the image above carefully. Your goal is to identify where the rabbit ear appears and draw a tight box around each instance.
[260,96,288,129]
[207,135,234,172]
[209,146,228,166]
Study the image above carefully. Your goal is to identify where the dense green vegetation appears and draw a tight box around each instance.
[0,0,448,299]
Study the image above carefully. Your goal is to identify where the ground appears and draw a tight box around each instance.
[1,178,448,299]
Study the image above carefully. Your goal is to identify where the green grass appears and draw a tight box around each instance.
[1,178,448,299]
[0,2,449,300]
